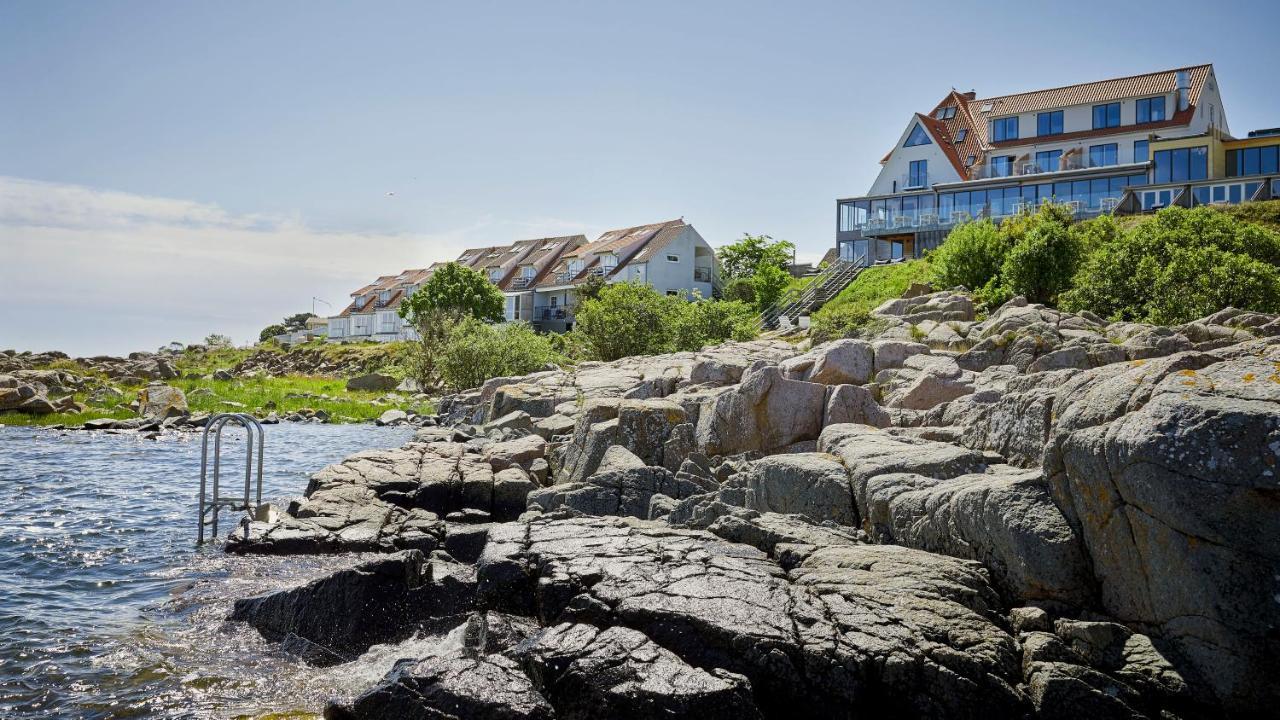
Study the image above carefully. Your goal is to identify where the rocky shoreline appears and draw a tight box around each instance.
[219,290,1277,718]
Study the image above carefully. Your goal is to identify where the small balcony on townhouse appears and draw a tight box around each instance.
[510,276,534,289]
[693,266,713,283]
[897,170,931,190]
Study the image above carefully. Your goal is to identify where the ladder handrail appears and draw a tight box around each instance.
[198,412,264,545]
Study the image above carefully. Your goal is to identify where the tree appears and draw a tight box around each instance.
[282,312,317,332]
[258,324,287,342]
[717,234,795,280]
[750,263,791,311]
[399,262,506,388]
[574,273,607,303]
[399,262,504,327]
[204,333,233,348]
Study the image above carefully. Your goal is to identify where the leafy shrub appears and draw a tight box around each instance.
[750,263,791,311]
[717,233,795,280]
[437,319,562,391]
[722,277,756,305]
[258,324,286,342]
[400,262,504,326]
[574,282,757,360]
[1000,217,1082,305]
[928,219,1008,292]
[669,298,758,351]
[1061,206,1280,323]
[574,281,678,360]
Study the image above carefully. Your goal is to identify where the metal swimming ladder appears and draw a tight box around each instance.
[197,413,264,545]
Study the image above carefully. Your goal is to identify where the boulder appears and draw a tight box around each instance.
[822,383,889,428]
[375,409,408,426]
[137,383,188,417]
[330,650,554,720]
[695,364,827,456]
[741,453,855,526]
[780,339,874,385]
[228,550,475,665]
[512,623,762,719]
[345,373,399,392]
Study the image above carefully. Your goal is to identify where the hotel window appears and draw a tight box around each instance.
[1226,145,1280,177]
[990,155,1015,177]
[1088,143,1118,167]
[1036,111,1063,136]
[966,155,976,167]
[1035,150,1062,173]
[1092,102,1121,129]
[991,116,1018,142]
[908,159,927,187]
[904,123,932,147]
[954,128,968,142]
[1153,146,1208,183]
[1134,140,1149,163]
[1136,97,1165,124]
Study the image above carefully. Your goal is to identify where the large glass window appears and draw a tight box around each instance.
[1092,102,1121,129]
[1089,143,1118,167]
[1035,149,1062,173]
[1152,146,1208,184]
[1134,140,1149,163]
[1226,146,1280,177]
[990,155,1014,177]
[992,117,1018,142]
[838,202,868,232]
[1037,111,1063,136]
[1136,97,1166,124]
[908,160,928,187]
[904,123,932,147]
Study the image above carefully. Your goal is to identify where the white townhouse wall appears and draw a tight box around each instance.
[641,224,716,299]
[327,316,349,338]
[868,117,965,196]
[349,312,373,337]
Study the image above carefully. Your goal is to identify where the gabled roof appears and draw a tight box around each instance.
[880,65,1213,181]
[972,64,1211,119]
[499,235,586,291]
[536,220,686,288]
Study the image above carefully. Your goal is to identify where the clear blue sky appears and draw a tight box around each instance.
[2,0,1279,354]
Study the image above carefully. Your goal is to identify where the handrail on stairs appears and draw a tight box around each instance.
[757,255,866,330]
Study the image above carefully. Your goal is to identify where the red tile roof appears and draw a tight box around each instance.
[972,65,1210,120]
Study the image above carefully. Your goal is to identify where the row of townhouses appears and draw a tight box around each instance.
[326,219,718,340]
[836,64,1280,265]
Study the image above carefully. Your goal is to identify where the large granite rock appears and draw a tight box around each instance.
[695,364,827,456]
[477,515,1026,718]
[137,382,188,417]
[740,453,855,526]
[780,339,874,385]
[229,551,475,665]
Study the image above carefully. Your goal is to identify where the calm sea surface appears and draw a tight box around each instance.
[0,423,419,719]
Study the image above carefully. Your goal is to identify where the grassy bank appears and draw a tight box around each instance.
[823,259,933,314]
[1,342,428,427]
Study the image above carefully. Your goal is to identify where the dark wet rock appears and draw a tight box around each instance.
[345,373,399,392]
[328,650,554,720]
[512,622,762,719]
[229,550,475,665]
[527,464,715,519]
[477,515,1025,718]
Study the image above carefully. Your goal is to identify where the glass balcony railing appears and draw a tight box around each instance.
[693,267,713,282]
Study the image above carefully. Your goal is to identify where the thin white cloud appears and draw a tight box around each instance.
[0,176,588,355]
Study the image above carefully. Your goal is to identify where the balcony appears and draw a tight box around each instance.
[693,266,713,283]
[535,306,573,322]
[898,171,930,190]
[970,151,1129,180]
[510,276,534,289]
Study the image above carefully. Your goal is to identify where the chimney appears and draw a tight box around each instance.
[963,90,976,100]
[1175,70,1190,112]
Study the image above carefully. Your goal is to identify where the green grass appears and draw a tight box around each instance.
[822,259,933,314]
[1,343,431,427]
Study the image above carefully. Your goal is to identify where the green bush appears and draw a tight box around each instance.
[928,218,1008,292]
[574,282,758,360]
[750,263,791,311]
[669,298,758,351]
[722,277,756,305]
[1061,206,1280,323]
[1000,217,1082,305]
[437,319,562,391]
[574,281,679,360]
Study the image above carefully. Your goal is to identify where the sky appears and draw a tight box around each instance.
[3,0,1279,355]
